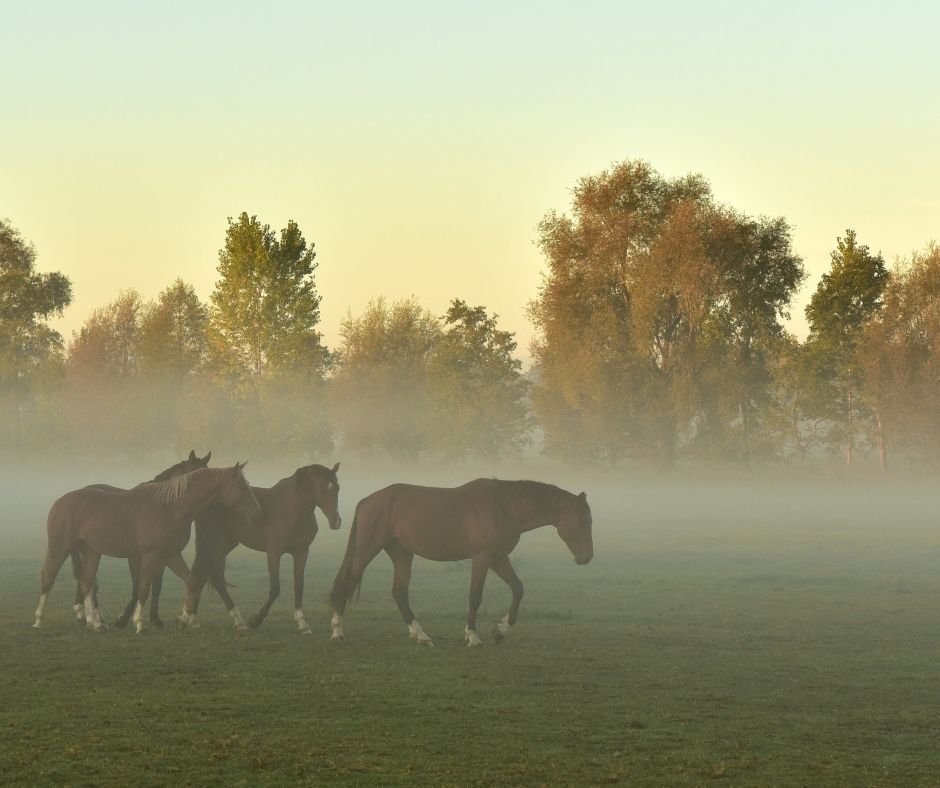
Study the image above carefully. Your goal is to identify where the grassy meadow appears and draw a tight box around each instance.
[2,464,940,786]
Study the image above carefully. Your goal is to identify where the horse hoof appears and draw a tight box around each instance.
[234,623,249,632]
[492,627,505,644]
[94,623,108,633]
[331,634,346,643]
[298,626,313,635]
[151,619,165,630]
[114,616,129,629]
[417,637,434,647]
[32,621,42,630]
[248,616,263,629]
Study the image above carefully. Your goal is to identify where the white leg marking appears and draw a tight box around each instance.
[88,600,107,633]
[465,627,483,648]
[330,612,345,642]
[33,594,48,629]
[230,607,248,631]
[294,608,312,634]
[73,603,85,623]
[409,619,433,646]
[177,605,198,629]
[84,593,96,630]
[133,601,145,634]
[496,614,511,637]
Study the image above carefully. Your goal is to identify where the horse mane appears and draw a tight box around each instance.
[153,460,191,482]
[142,473,192,503]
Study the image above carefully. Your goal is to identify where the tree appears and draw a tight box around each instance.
[65,290,144,455]
[529,160,803,466]
[332,298,440,459]
[208,213,328,399]
[138,279,208,387]
[427,300,531,459]
[0,219,72,451]
[805,229,888,467]
[856,243,940,468]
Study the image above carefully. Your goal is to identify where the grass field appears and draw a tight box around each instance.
[2,467,940,786]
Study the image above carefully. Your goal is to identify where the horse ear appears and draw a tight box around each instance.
[578,491,587,500]
[188,450,197,460]
[331,462,340,474]
[203,451,212,464]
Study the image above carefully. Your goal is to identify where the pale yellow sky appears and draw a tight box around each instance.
[3,2,938,360]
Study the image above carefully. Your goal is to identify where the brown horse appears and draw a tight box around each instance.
[186,463,342,634]
[33,464,261,633]
[73,450,212,628]
[328,479,593,647]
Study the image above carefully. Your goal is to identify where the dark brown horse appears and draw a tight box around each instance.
[186,463,342,633]
[73,450,212,628]
[33,464,261,633]
[328,479,593,647]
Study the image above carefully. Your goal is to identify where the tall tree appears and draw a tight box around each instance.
[332,298,440,459]
[208,213,328,400]
[805,229,888,467]
[65,290,145,455]
[427,300,531,459]
[138,278,208,388]
[529,159,803,466]
[0,219,72,451]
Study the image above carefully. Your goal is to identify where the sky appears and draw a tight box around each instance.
[2,1,938,359]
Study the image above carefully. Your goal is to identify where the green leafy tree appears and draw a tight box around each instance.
[0,219,72,451]
[332,298,440,459]
[805,229,888,466]
[65,290,145,455]
[427,300,531,459]
[208,213,328,398]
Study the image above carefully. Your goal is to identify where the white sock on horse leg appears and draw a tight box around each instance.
[465,626,483,647]
[133,601,145,633]
[331,612,345,641]
[408,619,432,645]
[496,614,511,637]
[33,594,48,628]
[294,608,311,633]
[230,607,247,629]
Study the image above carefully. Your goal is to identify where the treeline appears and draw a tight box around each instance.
[2,160,938,469]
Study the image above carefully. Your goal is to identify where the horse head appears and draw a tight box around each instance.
[296,462,342,530]
[556,491,593,565]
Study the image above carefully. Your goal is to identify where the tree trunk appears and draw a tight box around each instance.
[846,389,854,468]
[875,407,887,472]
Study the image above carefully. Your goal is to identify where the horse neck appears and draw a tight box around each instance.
[175,469,227,519]
[507,481,567,532]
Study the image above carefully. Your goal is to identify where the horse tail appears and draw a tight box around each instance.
[329,501,363,610]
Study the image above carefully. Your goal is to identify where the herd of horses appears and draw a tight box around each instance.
[32,451,594,647]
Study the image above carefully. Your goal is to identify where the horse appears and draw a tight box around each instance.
[33,463,261,633]
[184,463,342,634]
[72,449,212,629]
[328,479,593,647]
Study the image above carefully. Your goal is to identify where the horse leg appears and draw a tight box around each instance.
[249,552,281,629]
[330,541,385,643]
[34,547,70,629]
[149,565,166,629]
[212,564,248,631]
[133,556,159,634]
[464,555,490,648]
[115,556,140,629]
[76,545,106,633]
[292,550,312,634]
[489,554,524,643]
[384,544,430,645]
[70,550,86,625]
[163,553,199,630]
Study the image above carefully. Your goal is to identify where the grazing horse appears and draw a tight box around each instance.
[186,463,342,634]
[33,464,261,633]
[73,450,212,628]
[328,479,593,647]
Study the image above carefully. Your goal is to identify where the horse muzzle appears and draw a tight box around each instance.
[329,515,342,531]
[575,553,593,566]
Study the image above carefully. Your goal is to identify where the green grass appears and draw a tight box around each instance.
[3,482,940,785]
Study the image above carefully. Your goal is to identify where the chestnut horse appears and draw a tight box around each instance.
[73,449,211,628]
[33,464,260,633]
[185,463,342,634]
[328,479,593,647]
